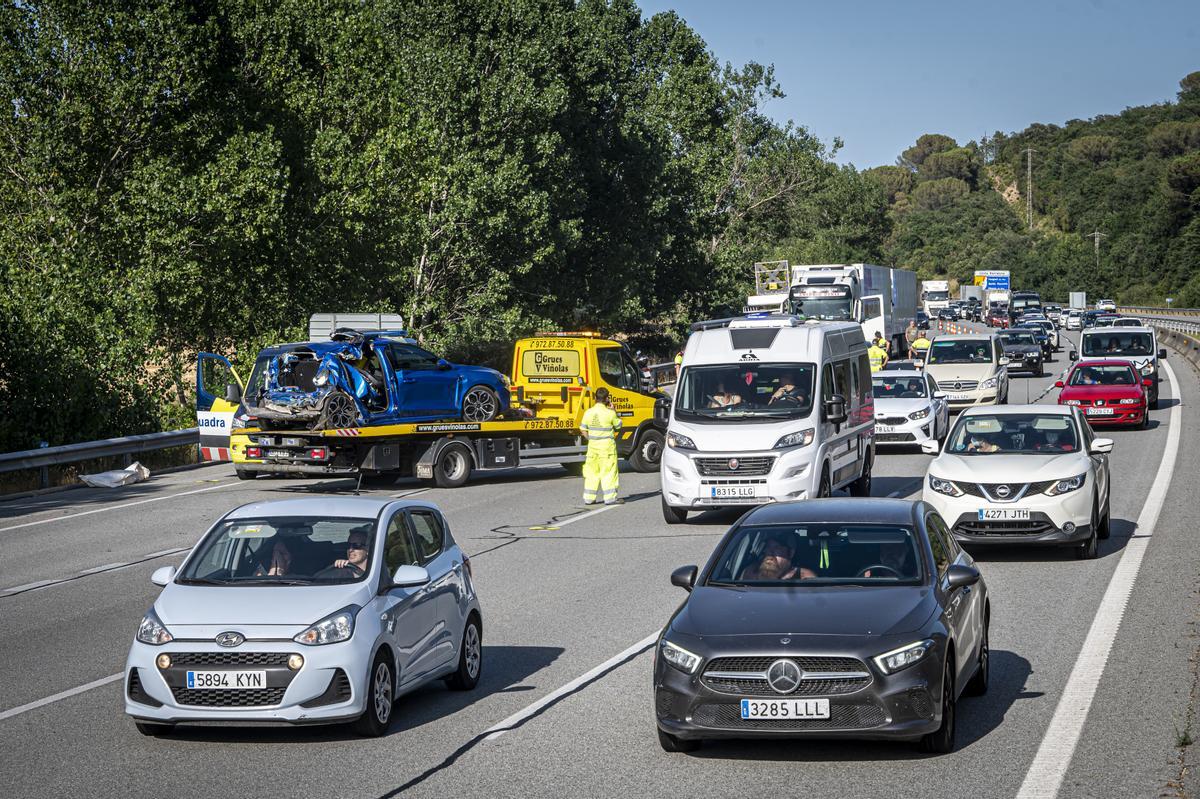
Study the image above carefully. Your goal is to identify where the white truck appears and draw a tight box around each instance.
[746,261,918,353]
[1069,291,1088,310]
[921,280,951,316]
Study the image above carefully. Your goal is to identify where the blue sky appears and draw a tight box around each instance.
[636,0,1200,168]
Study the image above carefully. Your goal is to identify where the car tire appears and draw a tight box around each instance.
[1098,494,1112,540]
[320,390,359,430]
[1150,386,1159,411]
[1076,507,1099,559]
[235,468,258,481]
[662,495,688,525]
[134,720,174,737]
[444,614,482,691]
[848,451,872,497]
[462,386,501,422]
[629,429,664,473]
[657,727,700,753]
[1141,409,1151,430]
[919,655,957,754]
[433,443,472,489]
[965,616,989,696]
[817,466,832,498]
[353,652,395,737]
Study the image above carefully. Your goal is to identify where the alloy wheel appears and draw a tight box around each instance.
[462,388,498,422]
[373,661,393,725]
[465,622,481,680]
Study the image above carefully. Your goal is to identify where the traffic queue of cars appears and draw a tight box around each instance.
[126,305,1160,760]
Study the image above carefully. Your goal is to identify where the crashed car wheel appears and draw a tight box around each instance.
[320,391,358,430]
[462,387,500,422]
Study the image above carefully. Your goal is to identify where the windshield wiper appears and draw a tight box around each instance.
[176,577,231,586]
[230,578,316,586]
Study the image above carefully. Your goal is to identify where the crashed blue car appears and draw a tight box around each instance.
[244,329,510,429]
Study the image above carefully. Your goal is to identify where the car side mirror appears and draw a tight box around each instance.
[824,394,847,425]
[151,566,176,587]
[997,357,1010,366]
[1090,438,1114,454]
[671,565,697,592]
[945,563,981,590]
[932,391,947,400]
[1159,348,1168,359]
[390,565,431,588]
[1054,380,1064,388]
[224,383,242,404]
[1069,351,1078,361]
[653,396,671,429]
[436,358,452,371]
[920,440,940,455]
[1143,378,1154,387]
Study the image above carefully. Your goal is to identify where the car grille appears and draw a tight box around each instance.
[953,515,1058,536]
[694,457,775,477]
[691,702,887,731]
[940,380,979,391]
[876,416,909,426]
[954,481,1056,502]
[170,652,292,667]
[876,433,916,443]
[171,687,287,707]
[701,656,871,697]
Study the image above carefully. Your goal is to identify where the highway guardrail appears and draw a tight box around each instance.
[0,428,200,488]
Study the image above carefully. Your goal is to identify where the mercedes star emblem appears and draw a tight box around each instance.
[215,631,245,648]
[766,658,803,694]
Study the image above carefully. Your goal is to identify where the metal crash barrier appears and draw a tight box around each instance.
[0,428,200,489]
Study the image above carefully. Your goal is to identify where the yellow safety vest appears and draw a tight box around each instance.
[582,402,621,454]
[911,337,931,353]
[868,345,888,372]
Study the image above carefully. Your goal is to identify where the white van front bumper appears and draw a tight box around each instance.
[660,446,819,508]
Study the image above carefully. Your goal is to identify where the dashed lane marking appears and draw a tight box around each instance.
[1017,360,1183,798]
[0,673,123,722]
[0,481,236,534]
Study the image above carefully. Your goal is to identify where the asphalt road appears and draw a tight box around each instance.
[2,328,1197,799]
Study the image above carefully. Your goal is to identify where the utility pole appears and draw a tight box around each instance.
[1022,147,1037,230]
[1087,230,1106,270]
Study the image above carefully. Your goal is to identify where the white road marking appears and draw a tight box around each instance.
[0,673,123,722]
[78,562,128,575]
[2,547,191,597]
[0,481,235,534]
[0,579,57,595]
[1017,361,1182,799]
[482,631,659,741]
[556,504,620,527]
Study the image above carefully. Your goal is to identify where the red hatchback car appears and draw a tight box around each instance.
[1057,359,1151,428]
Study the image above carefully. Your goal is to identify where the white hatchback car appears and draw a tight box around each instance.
[125,497,482,736]
[921,405,1112,559]
[871,369,950,448]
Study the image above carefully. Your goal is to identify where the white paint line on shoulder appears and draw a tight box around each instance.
[0,481,236,534]
[555,503,620,528]
[1016,360,1183,799]
[482,630,659,741]
[0,673,123,722]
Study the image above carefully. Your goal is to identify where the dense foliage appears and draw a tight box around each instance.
[0,0,874,450]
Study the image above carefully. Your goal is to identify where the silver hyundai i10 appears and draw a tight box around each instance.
[124,497,482,737]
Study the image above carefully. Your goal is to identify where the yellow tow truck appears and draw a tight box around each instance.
[197,332,666,487]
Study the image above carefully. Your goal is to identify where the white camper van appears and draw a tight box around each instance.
[660,315,875,523]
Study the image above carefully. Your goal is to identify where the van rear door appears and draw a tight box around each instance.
[196,353,243,461]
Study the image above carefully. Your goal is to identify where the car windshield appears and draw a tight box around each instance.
[707,524,924,585]
[946,413,1079,454]
[926,340,992,364]
[792,295,852,321]
[872,375,927,398]
[999,331,1037,346]
[1069,364,1137,386]
[1081,332,1152,357]
[926,291,950,301]
[178,516,376,585]
[676,363,816,420]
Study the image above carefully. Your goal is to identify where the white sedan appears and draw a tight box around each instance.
[921,405,1111,559]
[871,370,949,448]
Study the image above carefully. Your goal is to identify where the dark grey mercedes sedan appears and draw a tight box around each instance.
[653,499,989,754]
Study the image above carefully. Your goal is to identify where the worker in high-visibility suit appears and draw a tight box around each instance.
[909,330,932,361]
[581,387,622,505]
[867,341,889,372]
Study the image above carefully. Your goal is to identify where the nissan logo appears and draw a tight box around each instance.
[215,631,245,648]
[728,458,740,471]
[766,658,804,694]
[995,485,1012,498]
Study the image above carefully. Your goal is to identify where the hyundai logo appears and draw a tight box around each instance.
[995,485,1012,498]
[767,658,803,694]
[215,631,245,648]
[728,458,740,471]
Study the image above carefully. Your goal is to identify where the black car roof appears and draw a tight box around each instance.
[741,498,924,527]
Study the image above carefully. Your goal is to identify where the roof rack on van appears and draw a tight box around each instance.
[689,314,805,332]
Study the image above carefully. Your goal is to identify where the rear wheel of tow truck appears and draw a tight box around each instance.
[320,391,358,430]
[235,468,259,481]
[462,386,501,422]
[628,429,664,473]
[433,443,472,489]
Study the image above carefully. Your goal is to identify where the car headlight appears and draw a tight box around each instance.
[136,607,174,646]
[1044,473,1086,496]
[1140,364,1155,375]
[774,428,815,449]
[980,375,1000,390]
[293,605,359,646]
[908,406,931,421]
[928,475,963,497]
[1118,398,1140,405]
[312,371,330,387]
[660,640,702,674]
[667,431,696,450]
[873,639,934,675]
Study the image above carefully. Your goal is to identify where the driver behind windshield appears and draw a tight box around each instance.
[316,525,373,578]
[740,533,816,580]
[707,380,743,408]
[769,372,805,405]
